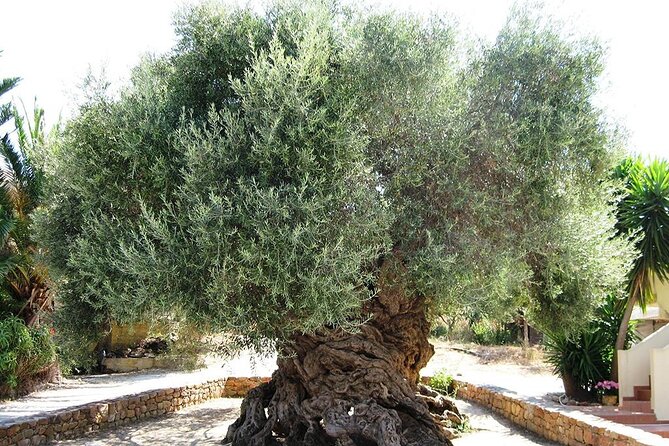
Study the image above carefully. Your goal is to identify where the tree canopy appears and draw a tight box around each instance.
[40,1,631,354]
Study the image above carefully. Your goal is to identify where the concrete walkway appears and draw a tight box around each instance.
[0,352,275,425]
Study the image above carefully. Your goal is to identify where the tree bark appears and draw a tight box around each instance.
[224,259,457,446]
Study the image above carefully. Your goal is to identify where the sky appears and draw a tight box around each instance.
[0,0,667,161]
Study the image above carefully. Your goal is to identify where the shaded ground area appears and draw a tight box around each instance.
[457,400,559,446]
[0,341,560,425]
[54,398,242,445]
[53,397,559,446]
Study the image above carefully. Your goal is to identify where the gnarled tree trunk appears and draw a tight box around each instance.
[225,261,459,446]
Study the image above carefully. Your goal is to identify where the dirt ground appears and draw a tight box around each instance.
[428,340,552,374]
[423,341,563,398]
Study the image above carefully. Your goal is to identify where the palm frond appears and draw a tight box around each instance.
[0,213,15,246]
[617,158,669,310]
[0,254,20,280]
[0,77,20,97]
[0,74,21,127]
[0,135,21,209]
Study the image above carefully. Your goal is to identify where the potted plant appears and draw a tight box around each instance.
[595,380,619,406]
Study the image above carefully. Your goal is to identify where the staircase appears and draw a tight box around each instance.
[591,383,669,438]
[618,323,669,422]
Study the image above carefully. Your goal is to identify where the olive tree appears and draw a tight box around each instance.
[39,3,631,445]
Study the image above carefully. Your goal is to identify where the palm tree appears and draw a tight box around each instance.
[0,51,20,131]
[611,158,669,380]
[0,54,50,327]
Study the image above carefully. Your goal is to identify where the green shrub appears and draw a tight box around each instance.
[0,316,55,396]
[429,370,457,397]
[544,328,609,397]
[471,319,517,345]
[430,325,449,339]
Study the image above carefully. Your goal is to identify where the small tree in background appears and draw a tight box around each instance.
[40,3,632,444]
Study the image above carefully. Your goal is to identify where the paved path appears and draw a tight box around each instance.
[54,398,242,445]
[457,400,559,446]
[51,398,559,446]
[0,351,275,424]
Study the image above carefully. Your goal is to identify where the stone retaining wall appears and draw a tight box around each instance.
[0,376,269,446]
[453,380,667,446]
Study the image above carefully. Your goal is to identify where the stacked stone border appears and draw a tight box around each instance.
[452,379,668,446]
[0,376,269,446]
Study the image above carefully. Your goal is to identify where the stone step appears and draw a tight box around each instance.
[622,400,653,413]
[600,412,658,425]
[635,388,652,401]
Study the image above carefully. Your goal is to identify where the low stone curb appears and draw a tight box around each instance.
[0,376,269,446]
[453,379,668,446]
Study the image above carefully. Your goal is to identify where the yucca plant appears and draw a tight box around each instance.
[545,329,610,400]
[612,158,669,380]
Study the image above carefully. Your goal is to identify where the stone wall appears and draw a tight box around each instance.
[0,377,269,446]
[453,380,667,446]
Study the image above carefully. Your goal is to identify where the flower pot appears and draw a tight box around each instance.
[601,395,618,406]
[561,373,591,401]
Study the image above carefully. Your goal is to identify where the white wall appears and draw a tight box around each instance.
[618,323,669,401]
[651,346,669,419]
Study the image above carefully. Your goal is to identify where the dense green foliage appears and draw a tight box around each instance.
[40,2,631,358]
[470,318,518,346]
[0,316,55,396]
[0,99,50,327]
[0,52,50,326]
[609,158,669,378]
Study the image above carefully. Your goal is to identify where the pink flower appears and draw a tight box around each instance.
[595,381,619,394]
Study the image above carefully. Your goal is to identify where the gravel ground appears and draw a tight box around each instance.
[52,397,559,446]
